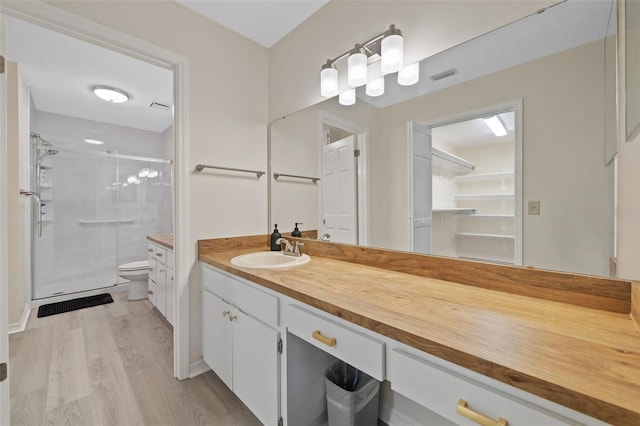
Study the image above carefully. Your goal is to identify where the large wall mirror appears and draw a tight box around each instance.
[270,0,618,278]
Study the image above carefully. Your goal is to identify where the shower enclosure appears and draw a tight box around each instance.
[29,133,172,299]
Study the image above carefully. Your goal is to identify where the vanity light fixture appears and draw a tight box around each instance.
[398,63,420,86]
[347,45,368,87]
[366,77,385,97]
[319,24,413,105]
[83,138,104,145]
[483,115,508,137]
[147,169,159,179]
[339,88,356,106]
[92,85,130,103]
[138,168,151,178]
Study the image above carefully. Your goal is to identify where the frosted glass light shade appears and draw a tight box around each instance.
[381,34,404,73]
[366,77,385,97]
[92,85,129,103]
[483,116,507,137]
[348,52,368,87]
[320,67,339,97]
[398,63,419,86]
[338,88,356,106]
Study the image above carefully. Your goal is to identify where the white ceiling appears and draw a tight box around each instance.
[5,16,174,134]
[433,112,515,149]
[175,0,328,48]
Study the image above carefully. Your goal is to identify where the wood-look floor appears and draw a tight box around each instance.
[9,291,261,426]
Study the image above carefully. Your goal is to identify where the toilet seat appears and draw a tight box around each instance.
[119,260,148,271]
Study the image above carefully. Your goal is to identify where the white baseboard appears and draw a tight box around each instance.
[380,401,422,426]
[189,359,210,378]
[8,304,32,334]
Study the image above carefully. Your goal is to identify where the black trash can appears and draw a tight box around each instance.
[324,361,380,426]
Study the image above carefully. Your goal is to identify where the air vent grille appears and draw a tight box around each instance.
[430,68,458,81]
[149,101,170,111]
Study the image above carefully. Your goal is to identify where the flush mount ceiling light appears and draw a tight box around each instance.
[319,24,414,106]
[92,85,130,103]
[483,115,508,137]
[83,138,104,145]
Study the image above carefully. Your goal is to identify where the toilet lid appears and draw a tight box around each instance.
[119,260,149,271]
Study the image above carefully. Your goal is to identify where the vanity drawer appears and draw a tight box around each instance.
[148,243,166,262]
[202,264,279,328]
[286,304,384,381]
[388,348,587,426]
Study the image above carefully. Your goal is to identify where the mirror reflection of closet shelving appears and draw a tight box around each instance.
[431,120,516,265]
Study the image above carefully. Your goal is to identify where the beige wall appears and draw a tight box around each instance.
[269,0,559,120]
[40,0,269,364]
[376,39,614,276]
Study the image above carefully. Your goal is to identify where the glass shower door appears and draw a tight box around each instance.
[33,150,119,299]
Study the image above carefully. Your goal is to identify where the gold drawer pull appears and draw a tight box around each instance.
[457,399,507,426]
[312,330,336,347]
[222,310,230,317]
[148,267,154,272]
[148,290,154,295]
[228,315,237,322]
[148,248,153,252]
[156,252,163,257]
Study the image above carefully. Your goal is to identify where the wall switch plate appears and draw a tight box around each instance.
[528,200,541,215]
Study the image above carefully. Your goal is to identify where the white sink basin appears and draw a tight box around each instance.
[230,251,310,269]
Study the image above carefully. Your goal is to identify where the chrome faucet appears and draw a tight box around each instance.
[319,233,331,241]
[275,238,304,257]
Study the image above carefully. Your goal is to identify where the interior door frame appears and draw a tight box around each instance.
[0,1,191,380]
[420,99,524,266]
[318,111,369,246]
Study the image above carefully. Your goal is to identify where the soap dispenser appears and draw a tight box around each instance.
[270,224,282,251]
[291,222,303,238]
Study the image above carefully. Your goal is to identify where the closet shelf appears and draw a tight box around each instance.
[455,232,515,240]
[432,147,476,173]
[433,208,477,215]
[452,171,514,183]
[453,193,514,201]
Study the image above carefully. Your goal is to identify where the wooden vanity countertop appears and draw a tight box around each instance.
[198,236,640,425]
[147,234,173,250]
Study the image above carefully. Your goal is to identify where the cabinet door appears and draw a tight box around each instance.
[166,267,175,326]
[202,290,233,389]
[156,263,167,317]
[233,311,280,426]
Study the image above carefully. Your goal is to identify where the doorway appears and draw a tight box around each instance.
[410,102,523,265]
[320,112,369,245]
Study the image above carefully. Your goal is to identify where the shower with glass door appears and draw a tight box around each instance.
[26,132,172,300]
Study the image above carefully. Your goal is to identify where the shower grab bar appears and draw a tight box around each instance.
[194,164,265,178]
[273,173,320,183]
[77,218,135,225]
[20,190,43,237]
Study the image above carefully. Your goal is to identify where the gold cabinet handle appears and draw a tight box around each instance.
[159,268,165,273]
[148,290,154,295]
[222,310,230,317]
[228,315,237,322]
[148,267,154,272]
[312,330,336,347]
[156,252,163,257]
[148,248,153,252]
[457,399,508,426]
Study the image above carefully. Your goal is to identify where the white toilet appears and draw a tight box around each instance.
[118,260,149,300]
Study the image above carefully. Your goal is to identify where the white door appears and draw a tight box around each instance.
[409,122,433,254]
[233,310,280,426]
[322,135,357,244]
[0,17,11,424]
[202,290,233,389]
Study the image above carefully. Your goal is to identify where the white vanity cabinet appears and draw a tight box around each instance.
[201,264,281,426]
[147,241,174,326]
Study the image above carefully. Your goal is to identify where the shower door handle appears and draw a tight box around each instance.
[20,189,43,237]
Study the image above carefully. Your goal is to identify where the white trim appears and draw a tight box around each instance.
[189,359,211,378]
[379,401,424,426]
[8,305,31,334]
[1,0,191,380]
[423,99,524,266]
[30,284,128,307]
